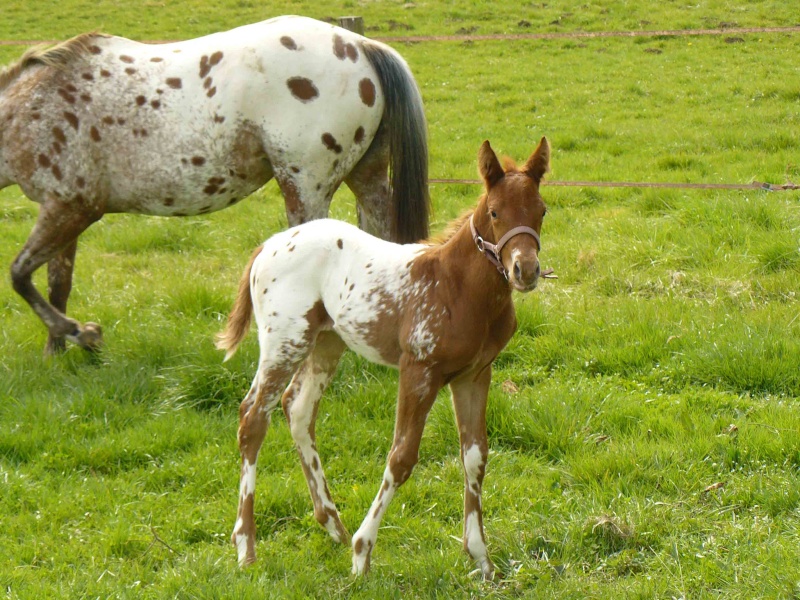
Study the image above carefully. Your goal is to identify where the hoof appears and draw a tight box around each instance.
[74,322,103,352]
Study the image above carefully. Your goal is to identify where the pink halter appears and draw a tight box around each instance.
[469,214,540,280]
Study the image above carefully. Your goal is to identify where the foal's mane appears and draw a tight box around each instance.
[422,207,477,246]
[0,32,107,90]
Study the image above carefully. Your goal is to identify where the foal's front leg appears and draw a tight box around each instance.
[352,357,443,575]
[450,366,495,580]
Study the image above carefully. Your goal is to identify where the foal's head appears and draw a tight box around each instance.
[478,137,550,292]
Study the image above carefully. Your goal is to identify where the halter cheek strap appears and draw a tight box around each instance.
[469,214,541,280]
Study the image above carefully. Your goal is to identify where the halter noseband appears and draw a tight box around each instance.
[469,214,541,281]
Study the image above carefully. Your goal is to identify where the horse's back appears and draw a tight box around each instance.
[0,17,386,215]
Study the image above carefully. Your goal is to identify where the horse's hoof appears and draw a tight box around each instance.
[76,322,103,352]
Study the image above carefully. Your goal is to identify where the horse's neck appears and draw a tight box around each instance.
[435,211,513,314]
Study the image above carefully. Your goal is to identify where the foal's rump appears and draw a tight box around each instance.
[244,219,422,366]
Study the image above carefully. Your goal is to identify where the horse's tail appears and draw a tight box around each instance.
[215,245,263,361]
[361,40,430,243]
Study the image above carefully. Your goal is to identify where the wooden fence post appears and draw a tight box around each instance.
[338,16,365,36]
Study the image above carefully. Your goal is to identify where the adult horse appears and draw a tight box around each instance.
[0,16,429,354]
[216,138,550,579]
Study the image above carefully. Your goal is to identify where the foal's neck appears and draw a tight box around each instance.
[436,201,513,312]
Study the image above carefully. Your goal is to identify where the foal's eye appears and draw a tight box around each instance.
[490,210,497,219]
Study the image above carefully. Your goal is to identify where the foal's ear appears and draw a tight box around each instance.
[478,140,505,188]
[523,136,550,183]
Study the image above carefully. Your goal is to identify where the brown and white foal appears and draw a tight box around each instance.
[216,138,550,578]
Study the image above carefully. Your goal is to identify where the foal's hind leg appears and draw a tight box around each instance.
[281,331,349,543]
[233,360,298,566]
[11,198,102,354]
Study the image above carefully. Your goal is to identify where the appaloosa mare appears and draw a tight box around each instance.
[216,137,550,579]
[0,16,429,354]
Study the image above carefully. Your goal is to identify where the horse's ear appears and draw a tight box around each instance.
[523,136,550,183]
[478,140,505,188]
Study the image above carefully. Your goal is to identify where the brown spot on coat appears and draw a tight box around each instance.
[209,51,223,66]
[166,77,182,89]
[65,84,77,93]
[199,55,211,78]
[57,88,76,104]
[119,55,134,63]
[280,36,298,50]
[291,166,300,174]
[150,57,163,62]
[38,154,51,168]
[52,127,67,144]
[80,93,91,103]
[90,126,101,142]
[287,77,319,102]
[52,142,61,154]
[51,164,62,180]
[82,72,94,81]
[100,69,111,78]
[135,95,147,106]
[31,112,41,120]
[76,176,85,188]
[125,67,137,76]
[354,126,365,143]
[346,43,358,62]
[117,117,126,125]
[333,34,346,60]
[207,87,217,98]
[191,156,206,166]
[321,133,343,154]
[337,239,343,249]
[64,112,79,130]
[89,45,102,55]
[151,99,161,109]
[359,78,376,107]
[214,114,225,123]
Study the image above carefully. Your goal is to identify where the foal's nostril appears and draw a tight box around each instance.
[513,260,522,281]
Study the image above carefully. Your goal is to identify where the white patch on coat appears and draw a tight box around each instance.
[252,219,424,368]
[463,443,484,487]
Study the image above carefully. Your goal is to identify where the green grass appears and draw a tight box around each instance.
[2,1,800,598]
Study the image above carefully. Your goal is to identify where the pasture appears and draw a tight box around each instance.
[1,1,800,598]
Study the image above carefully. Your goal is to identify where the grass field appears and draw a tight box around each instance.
[2,1,800,598]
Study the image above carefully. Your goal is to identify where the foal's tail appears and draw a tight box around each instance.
[215,245,262,361]
[361,40,430,243]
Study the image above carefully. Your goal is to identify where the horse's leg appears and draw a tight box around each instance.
[10,198,102,353]
[45,239,78,354]
[344,125,392,240]
[274,171,336,228]
[351,357,443,576]
[233,360,297,566]
[449,366,495,580]
[281,331,349,543]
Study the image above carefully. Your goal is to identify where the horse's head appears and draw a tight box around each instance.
[476,137,549,292]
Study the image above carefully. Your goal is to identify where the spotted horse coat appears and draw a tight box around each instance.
[0,16,429,354]
[216,138,551,580]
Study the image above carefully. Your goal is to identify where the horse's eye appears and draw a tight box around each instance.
[490,211,497,219]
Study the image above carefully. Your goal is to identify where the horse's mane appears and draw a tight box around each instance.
[422,207,477,246]
[0,32,107,89]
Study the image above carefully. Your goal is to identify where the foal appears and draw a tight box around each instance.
[216,138,550,578]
